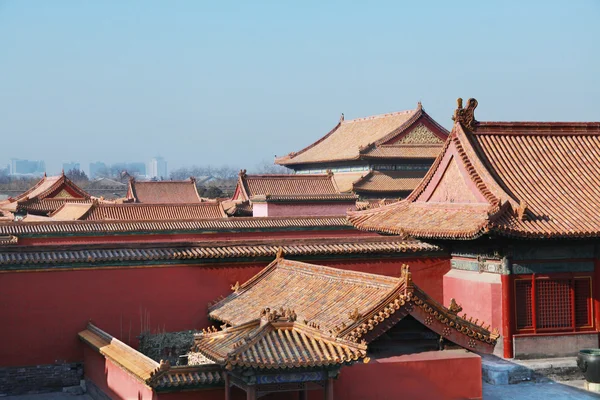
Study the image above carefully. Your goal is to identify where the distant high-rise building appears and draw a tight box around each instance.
[148,157,167,179]
[127,162,146,176]
[10,159,45,176]
[89,162,108,179]
[62,162,80,173]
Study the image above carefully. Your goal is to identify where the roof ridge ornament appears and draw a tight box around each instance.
[452,98,479,131]
[340,113,345,123]
[238,169,247,178]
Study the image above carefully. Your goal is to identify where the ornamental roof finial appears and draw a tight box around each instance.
[417,101,422,110]
[239,169,247,178]
[452,97,478,131]
[340,113,345,123]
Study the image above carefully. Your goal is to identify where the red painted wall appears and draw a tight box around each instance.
[443,269,503,331]
[331,351,482,400]
[253,202,356,217]
[84,347,156,400]
[0,257,448,367]
[17,229,373,246]
[85,348,481,400]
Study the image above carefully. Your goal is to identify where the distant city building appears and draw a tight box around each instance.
[89,162,107,179]
[9,158,45,176]
[62,162,80,173]
[148,157,167,179]
[126,162,146,176]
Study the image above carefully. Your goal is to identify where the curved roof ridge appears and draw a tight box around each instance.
[343,108,415,124]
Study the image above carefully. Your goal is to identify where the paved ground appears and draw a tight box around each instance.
[483,381,600,399]
[2,394,91,400]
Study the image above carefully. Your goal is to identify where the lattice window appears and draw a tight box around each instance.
[575,278,592,327]
[514,275,593,333]
[536,279,571,329]
[515,280,533,330]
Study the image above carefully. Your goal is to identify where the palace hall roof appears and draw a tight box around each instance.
[204,257,498,356]
[275,103,448,167]
[0,173,92,214]
[349,98,600,239]
[50,201,227,221]
[352,170,427,195]
[127,178,202,203]
[79,323,223,391]
[232,171,356,203]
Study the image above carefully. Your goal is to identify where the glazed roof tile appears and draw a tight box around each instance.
[193,319,366,370]
[0,237,441,268]
[349,99,600,239]
[352,170,427,194]
[234,172,346,202]
[0,215,350,236]
[207,258,498,354]
[331,172,368,193]
[359,144,443,160]
[51,202,227,221]
[276,104,449,166]
[128,179,202,203]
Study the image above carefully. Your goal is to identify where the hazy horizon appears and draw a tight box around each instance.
[1,0,599,175]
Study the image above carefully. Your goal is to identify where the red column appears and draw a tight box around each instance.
[299,388,307,400]
[594,259,600,331]
[247,386,256,400]
[225,373,231,400]
[324,378,334,400]
[501,274,514,359]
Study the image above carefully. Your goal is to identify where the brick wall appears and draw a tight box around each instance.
[0,362,82,395]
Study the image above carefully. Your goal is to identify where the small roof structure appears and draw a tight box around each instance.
[50,201,227,221]
[232,171,356,203]
[200,256,498,361]
[79,323,223,392]
[349,98,600,239]
[275,103,448,167]
[127,178,202,204]
[0,173,92,215]
[352,170,427,196]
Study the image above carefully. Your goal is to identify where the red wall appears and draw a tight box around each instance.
[85,348,480,400]
[0,257,448,367]
[443,269,503,331]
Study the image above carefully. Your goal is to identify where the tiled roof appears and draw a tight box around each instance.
[359,144,443,159]
[331,172,367,193]
[0,237,442,269]
[275,104,449,166]
[193,319,367,370]
[0,216,350,236]
[7,174,90,203]
[221,199,253,217]
[352,170,427,194]
[79,323,223,390]
[51,202,227,221]
[349,99,600,239]
[7,198,93,214]
[208,258,498,354]
[127,179,202,203]
[355,199,399,211]
[0,174,92,215]
[234,172,343,202]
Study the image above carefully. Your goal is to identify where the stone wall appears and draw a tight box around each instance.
[0,362,82,395]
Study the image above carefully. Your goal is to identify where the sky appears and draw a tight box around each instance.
[0,0,599,175]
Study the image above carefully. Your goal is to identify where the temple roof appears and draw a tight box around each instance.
[275,103,448,166]
[352,170,427,194]
[0,174,92,214]
[207,257,498,354]
[127,178,202,203]
[349,98,600,239]
[193,318,367,370]
[233,171,356,203]
[50,202,227,221]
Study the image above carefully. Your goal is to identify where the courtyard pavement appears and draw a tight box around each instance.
[483,380,600,399]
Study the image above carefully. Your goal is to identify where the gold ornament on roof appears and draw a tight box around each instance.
[452,98,478,131]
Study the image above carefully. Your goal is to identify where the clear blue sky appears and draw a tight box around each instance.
[1,0,598,174]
